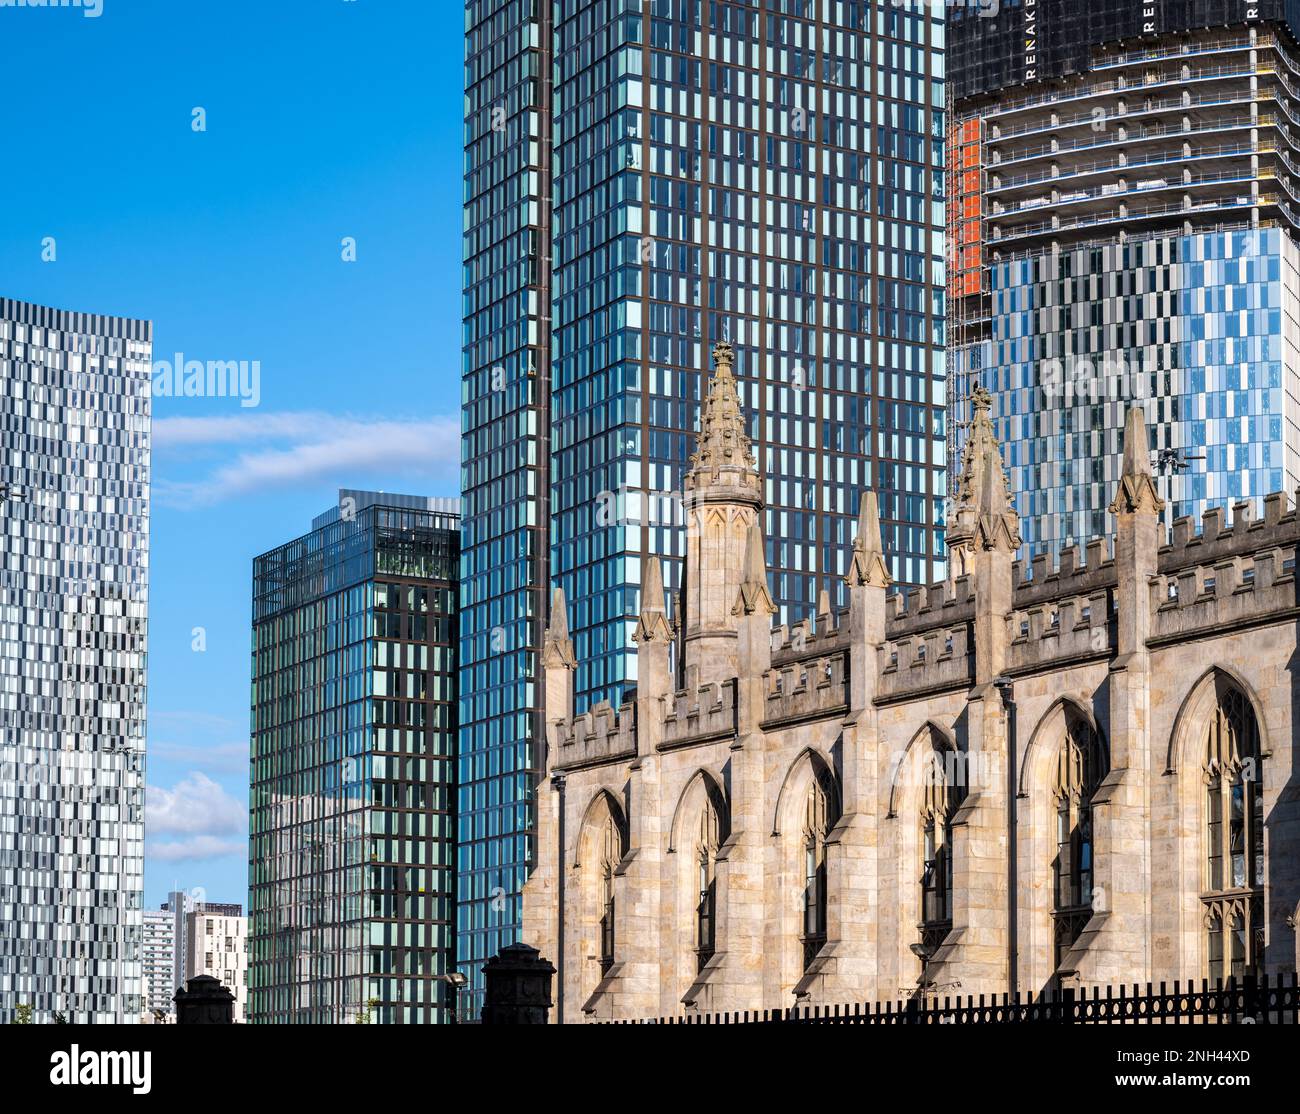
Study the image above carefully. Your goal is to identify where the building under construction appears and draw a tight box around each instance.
[948,1,1300,552]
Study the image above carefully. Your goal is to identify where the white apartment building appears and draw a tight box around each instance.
[184,905,248,1023]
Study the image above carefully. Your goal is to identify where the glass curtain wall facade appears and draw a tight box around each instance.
[551,0,946,701]
[248,492,459,1024]
[460,0,554,1012]
[0,297,150,1025]
[461,0,946,1010]
[948,15,1300,554]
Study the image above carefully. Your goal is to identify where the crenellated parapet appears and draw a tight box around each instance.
[761,652,850,727]
[543,396,1300,776]
[1161,494,1300,574]
[886,577,975,638]
[554,699,637,770]
[1007,590,1113,670]
[1012,538,1116,606]
[769,609,850,661]
[878,623,973,699]
[660,678,737,749]
[1150,502,1300,645]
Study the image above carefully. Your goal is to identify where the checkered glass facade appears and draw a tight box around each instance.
[0,298,151,1024]
[965,228,1300,554]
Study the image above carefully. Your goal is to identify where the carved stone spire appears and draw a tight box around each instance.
[684,341,761,503]
[682,342,765,684]
[947,385,1021,564]
[1109,405,1166,516]
[541,587,576,669]
[845,489,892,589]
[634,556,673,643]
[732,523,777,617]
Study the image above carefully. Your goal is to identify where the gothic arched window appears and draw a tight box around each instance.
[694,801,722,973]
[1052,711,1107,971]
[598,812,622,975]
[919,744,963,961]
[800,769,839,972]
[1202,686,1265,983]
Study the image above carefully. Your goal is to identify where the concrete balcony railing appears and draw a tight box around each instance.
[988,71,1300,146]
[985,33,1278,118]
[987,192,1300,248]
[987,82,1261,142]
[988,140,1300,196]
[990,115,1292,169]
[990,169,1262,223]
[988,61,1259,124]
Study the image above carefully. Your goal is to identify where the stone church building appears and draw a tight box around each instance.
[521,343,1300,1021]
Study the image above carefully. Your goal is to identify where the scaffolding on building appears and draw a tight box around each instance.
[944,85,990,488]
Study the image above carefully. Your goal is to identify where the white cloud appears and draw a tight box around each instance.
[154,412,360,447]
[149,835,246,863]
[147,772,245,838]
[152,411,459,507]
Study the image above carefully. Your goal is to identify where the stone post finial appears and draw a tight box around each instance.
[1109,405,1166,516]
[732,523,778,616]
[711,340,735,376]
[846,489,892,588]
[481,943,556,1025]
[635,557,673,643]
[173,975,235,1025]
[542,587,576,669]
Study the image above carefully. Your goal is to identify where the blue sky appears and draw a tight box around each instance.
[0,0,464,908]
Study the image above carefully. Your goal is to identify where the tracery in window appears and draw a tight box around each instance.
[918,741,963,964]
[694,801,722,973]
[1052,710,1107,971]
[1202,686,1264,984]
[800,768,839,972]
[598,811,622,975]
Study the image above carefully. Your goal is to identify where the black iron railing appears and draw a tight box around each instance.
[611,973,1300,1024]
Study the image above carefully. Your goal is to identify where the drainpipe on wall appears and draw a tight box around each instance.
[553,774,566,1025]
[994,676,1018,999]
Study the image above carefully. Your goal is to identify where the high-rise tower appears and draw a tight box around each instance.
[0,297,151,1024]
[460,0,947,1009]
[949,2,1300,553]
[248,491,460,1023]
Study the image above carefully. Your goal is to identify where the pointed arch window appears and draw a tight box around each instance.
[919,744,964,959]
[800,768,840,972]
[1052,711,1108,971]
[598,812,622,976]
[695,802,722,973]
[1202,686,1265,983]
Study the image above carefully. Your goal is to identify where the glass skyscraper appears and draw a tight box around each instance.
[0,296,151,1024]
[948,6,1300,553]
[248,491,460,1024]
[461,0,947,1009]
